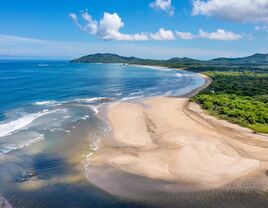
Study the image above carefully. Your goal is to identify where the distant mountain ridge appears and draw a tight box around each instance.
[71,53,201,64]
[71,53,268,66]
[210,53,268,64]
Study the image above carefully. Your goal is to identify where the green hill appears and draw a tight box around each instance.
[71,53,268,65]
[210,53,268,64]
[71,53,200,65]
[71,53,268,72]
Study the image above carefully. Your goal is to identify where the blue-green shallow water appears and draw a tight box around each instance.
[1,60,268,208]
[0,60,204,157]
[0,60,205,208]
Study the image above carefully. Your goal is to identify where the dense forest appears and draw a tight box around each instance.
[192,72,268,134]
[71,53,268,68]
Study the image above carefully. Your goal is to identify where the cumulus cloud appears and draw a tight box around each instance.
[70,11,242,41]
[150,28,175,40]
[192,0,268,24]
[150,0,175,16]
[175,29,241,41]
[70,11,176,41]
[97,12,149,41]
[176,31,195,40]
[198,29,242,41]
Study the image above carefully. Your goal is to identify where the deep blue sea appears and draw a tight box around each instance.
[0,60,209,208]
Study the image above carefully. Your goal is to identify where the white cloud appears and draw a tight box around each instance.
[150,28,175,40]
[70,11,242,42]
[150,0,175,16]
[69,13,83,31]
[98,12,124,38]
[199,29,242,40]
[176,31,195,40]
[175,29,242,41]
[70,11,176,41]
[81,11,98,34]
[69,11,98,34]
[69,13,78,23]
[98,12,149,41]
[255,25,268,32]
[192,0,268,24]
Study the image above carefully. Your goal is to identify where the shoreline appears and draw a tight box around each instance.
[0,196,12,208]
[85,73,268,203]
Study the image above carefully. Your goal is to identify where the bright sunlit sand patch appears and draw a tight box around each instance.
[17,174,85,191]
[86,81,268,200]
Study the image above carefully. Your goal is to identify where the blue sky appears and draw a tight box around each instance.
[0,0,268,59]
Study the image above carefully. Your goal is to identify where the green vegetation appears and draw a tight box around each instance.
[192,72,268,134]
[71,53,268,70]
[70,53,203,68]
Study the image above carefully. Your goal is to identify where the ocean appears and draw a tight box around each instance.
[0,60,209,208]
[0,60,204,158]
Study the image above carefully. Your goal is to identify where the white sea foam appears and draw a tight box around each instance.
[89,105,101,114]
[33,100,58,106]
[80,115,90,120]
[75,104,100,115]
[0,134,44,156]
[0,110,58,138]
[34,97,110,107]
[37,64,49,67]
[132,64,172,71]
[175,73,186,78]
[121,95,143,101]
[128,91,143,96]
[175,73,195,78]
[75,97,110,103]
[90,139,101,151]
[115,92,122,96]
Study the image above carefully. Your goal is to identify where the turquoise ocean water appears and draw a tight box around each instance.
[0,61,204,157]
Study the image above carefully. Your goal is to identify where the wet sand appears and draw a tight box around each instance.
[86,75,268,205]
[0,196,12,208]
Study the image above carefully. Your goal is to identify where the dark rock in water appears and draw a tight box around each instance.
[26,169,36,177]
[99,98,113,102]
[13,169,38,183]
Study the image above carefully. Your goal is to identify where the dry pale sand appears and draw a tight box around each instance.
[85,77,268,200]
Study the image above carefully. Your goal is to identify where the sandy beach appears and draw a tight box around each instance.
[85,75,268,203]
